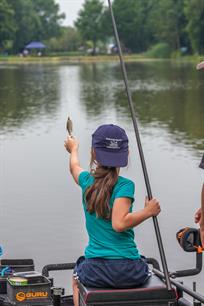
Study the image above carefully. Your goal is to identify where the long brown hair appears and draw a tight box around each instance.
[85,150,119,220]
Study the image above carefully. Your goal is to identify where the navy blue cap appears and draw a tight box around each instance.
[92,124,129,167]
[199,154,204,169]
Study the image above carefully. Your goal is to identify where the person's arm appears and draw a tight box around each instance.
[200,184,204,248]
[194,184,204,248]
[64,136,84,184]
[194,207,201,223]
[196,61,204,70]
[112,197,160,232]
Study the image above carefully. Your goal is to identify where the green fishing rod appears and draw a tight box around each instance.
[107,0,172,291]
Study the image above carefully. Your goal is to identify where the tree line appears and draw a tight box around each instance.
[0,0,64,53]
[75,0,204,56]
[0,0,204,56]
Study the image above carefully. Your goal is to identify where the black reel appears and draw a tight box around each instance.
[169,227,203,278]
[176,227,202,253]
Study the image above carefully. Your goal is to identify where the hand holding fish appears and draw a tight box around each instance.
[64,136,79,153]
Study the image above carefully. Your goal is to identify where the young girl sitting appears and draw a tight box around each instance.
[64,124,161,306]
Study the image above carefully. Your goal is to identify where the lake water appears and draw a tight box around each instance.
[0,61,204,295]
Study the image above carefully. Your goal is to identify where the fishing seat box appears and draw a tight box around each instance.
[0,259,34,294]
[78,273,177,306]
[6,275,52,306]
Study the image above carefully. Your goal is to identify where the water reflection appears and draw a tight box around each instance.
[79,63,116,116]
[79,62,204,151]
[0,61,203,150]
[0,64,60,134]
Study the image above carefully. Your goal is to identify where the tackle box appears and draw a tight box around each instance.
[7,275,52,306]
[0,259,34,294]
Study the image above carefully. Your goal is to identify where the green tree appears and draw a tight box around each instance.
[75,0,104,54]
[0,0,16,51]
[111,0,156,52]
[32,0,65,39]
[7,0,39,53]
[47,26,81,52]
[7,0,64,53]
[150,0,188,51]
[184,0,204,54]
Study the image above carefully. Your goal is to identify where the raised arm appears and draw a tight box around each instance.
[64,136,84,184]
[112,197,161,232]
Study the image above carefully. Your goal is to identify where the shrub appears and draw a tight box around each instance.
[146,43,171,58]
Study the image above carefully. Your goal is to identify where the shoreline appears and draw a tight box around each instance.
[0,54,203,65]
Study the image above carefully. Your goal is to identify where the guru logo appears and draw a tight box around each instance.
[16,292,26,302]
[16,291,48,302]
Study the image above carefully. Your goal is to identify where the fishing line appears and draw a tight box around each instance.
[107,0,172,290]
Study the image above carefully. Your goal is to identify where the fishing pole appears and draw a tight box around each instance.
[107,0,172,290]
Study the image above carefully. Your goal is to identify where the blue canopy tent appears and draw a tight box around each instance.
[25,41,46,49]
[24,41,46,56]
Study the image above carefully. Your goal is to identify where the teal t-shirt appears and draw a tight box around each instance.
[78,171,140,259]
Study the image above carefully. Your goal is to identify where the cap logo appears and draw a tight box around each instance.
[105,138,122,149]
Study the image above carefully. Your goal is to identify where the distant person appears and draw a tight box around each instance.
[194,154,204,248]
[64,124,161,306]
[23,49,29,57]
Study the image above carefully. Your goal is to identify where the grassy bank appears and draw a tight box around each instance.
[0,53,203,64]
[0,54,145,64]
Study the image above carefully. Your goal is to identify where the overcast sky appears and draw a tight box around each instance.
[56,0,106,27]
[56,0,85,26]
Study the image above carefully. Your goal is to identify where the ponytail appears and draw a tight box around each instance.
[85,159,118,219]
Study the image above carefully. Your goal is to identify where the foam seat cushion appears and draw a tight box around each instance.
[78,274,176,304]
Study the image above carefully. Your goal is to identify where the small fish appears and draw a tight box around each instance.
[66,116,73,136]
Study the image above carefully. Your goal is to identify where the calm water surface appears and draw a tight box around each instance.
[0,61,204,293]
